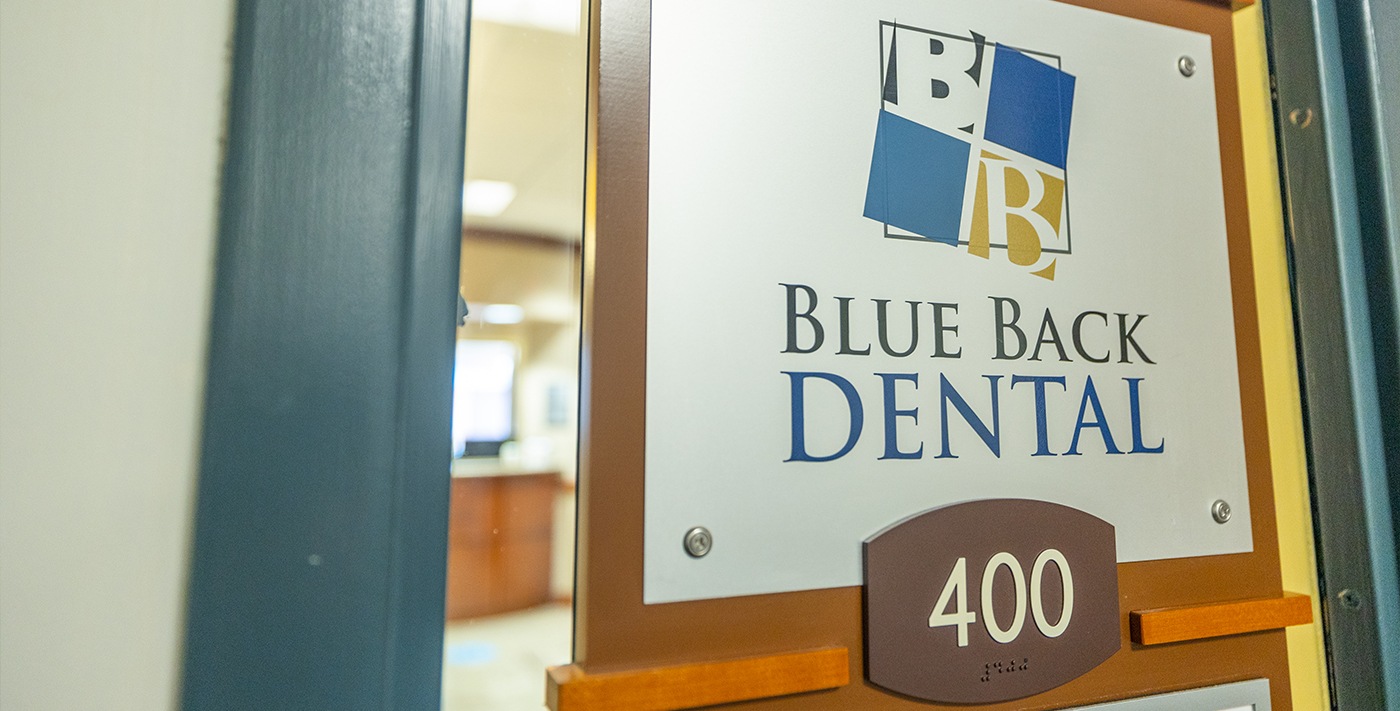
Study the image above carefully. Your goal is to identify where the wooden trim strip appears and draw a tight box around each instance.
[1130,592,1314,646]
[546,647,849,711]
[1199,0,1255,8]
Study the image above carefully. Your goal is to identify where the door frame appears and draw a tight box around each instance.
[180,1,470,709]
[1263,0,1400,707]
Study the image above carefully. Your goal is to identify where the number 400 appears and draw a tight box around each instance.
[929,549,1074,647]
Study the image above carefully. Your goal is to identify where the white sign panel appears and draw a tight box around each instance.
[1064,679,1270,711]
[645,0,1250,603]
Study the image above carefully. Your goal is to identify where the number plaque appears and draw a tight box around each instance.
[864,499,1119,703]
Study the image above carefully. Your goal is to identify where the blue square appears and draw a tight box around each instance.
[864,110,971,245]
[984,46,1075,169]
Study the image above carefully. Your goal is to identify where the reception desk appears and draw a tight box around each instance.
[445,461,562,620]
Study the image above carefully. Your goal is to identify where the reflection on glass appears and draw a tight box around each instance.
[443,1,587,708]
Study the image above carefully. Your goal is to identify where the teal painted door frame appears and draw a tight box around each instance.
[181,1,470,709]
[1264,0,1399,708]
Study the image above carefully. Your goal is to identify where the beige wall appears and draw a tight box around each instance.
[0,2,235,710]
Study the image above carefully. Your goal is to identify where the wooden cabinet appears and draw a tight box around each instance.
[445,471,560,620]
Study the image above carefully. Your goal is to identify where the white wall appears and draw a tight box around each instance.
[0,1,234,709]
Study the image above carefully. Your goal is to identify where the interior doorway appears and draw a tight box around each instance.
[440,2,589,708]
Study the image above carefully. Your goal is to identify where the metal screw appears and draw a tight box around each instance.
[684,527,713,558]
[1211,499,1232,524]
[1289,107,1315,129]
[1178,56,1196,77]
[1338,589,1363,610]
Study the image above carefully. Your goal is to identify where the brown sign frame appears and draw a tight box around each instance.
[574,0,1292,708]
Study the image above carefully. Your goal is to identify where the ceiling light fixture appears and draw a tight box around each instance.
[480,303,526,325]
[462,180,517,217]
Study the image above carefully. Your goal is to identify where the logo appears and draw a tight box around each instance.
[863,22,1077,280]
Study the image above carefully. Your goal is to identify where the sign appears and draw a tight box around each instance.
[644,0,1251,603]
[1064,679,1271,711]
[864,499,1119,703]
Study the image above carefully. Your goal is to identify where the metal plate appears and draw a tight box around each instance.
[1061,678,1271,710]
[644,0,1250,604]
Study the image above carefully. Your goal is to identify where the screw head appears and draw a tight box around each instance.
[1338,589,1363,609]
[1211,499,1232,524]
[1289,107,1315,128]
[684,527,713,558]
[1178,55,1196,77]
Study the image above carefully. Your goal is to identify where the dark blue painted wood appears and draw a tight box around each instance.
[1264,0,1399,707]
[182,1,468,709]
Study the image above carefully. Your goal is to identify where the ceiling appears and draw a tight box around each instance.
[462,17,589,242]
